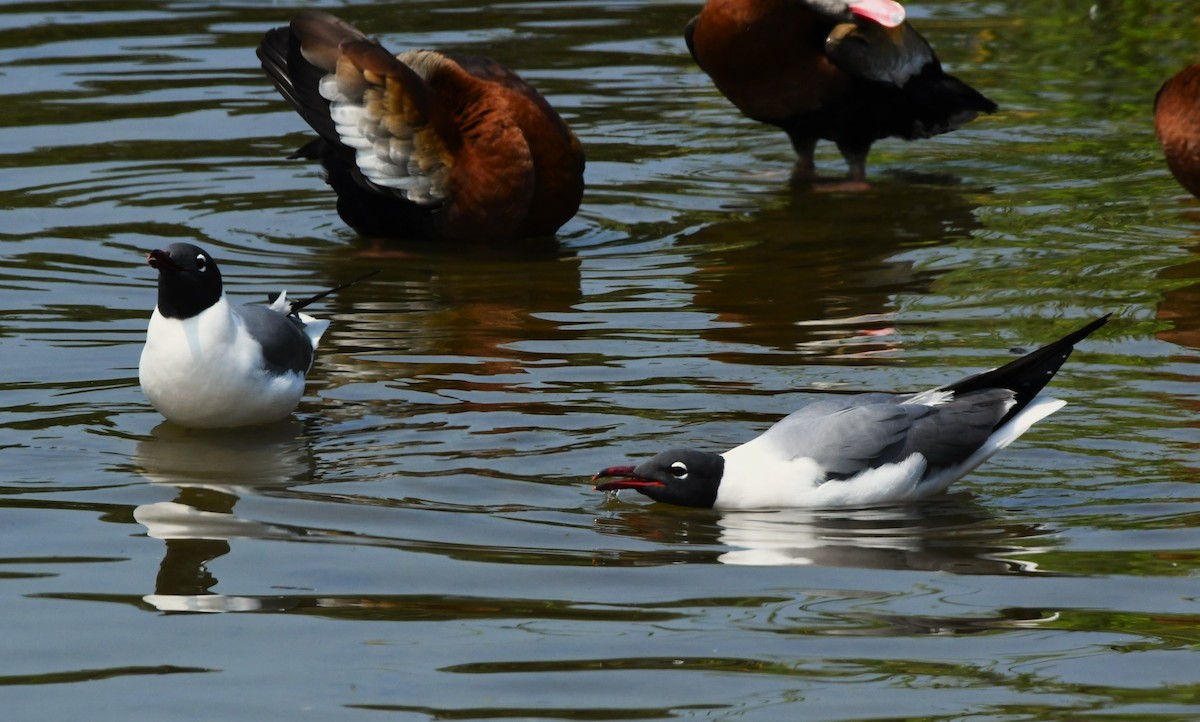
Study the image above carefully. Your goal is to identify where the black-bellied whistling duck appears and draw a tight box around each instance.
[257,11,585,243]
[1155,65,1200,199]
[684,0,997,184]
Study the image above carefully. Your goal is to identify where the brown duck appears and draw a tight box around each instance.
[257,11,585,242]
[685,0,997,184]
[1155,64,1200,199]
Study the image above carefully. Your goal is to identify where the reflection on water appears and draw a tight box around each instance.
[4,0,1200,719]
[132,421,316,612]
[1156,233,1200,352]
[714,501,1049,572]
[593,494,1053,572]
[816,606,1062,637]
[312,242,584,375]
[683,178,982,359]
[133,420,315,489]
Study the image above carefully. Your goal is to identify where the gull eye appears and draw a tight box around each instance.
[669,461,689,479]
[195,254,207,271]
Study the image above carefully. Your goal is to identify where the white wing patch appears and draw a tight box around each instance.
[903,388,954,406]
[903,388,1017,418]
[268,289,289,313]
[295,310,328,351]
[318,51,451,206]
[266,290,328,351]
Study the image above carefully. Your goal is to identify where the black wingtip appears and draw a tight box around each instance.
[945,314,1111,425]
[286,269,381,316]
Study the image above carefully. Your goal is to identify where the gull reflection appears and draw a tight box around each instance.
[716,508,920,566]
[132,421,316,613]
[594,494,1054,573]
[134,419,314,488]
[715,500,1050,572]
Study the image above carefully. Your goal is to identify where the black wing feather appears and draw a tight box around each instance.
[942,314,1110,427]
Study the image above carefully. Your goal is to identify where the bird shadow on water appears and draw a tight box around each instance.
[591,492,1059,574]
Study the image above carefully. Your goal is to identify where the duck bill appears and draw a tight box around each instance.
[592,465,665,491]
[848,0,905,27]
[147,249,181,272]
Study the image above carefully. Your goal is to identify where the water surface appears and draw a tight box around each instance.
[3,1,1200,720]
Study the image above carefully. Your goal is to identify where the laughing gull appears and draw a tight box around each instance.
[139,243,374,428]
[594,315,1110,509]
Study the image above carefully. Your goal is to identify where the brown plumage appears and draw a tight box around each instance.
[1155,64,1200,199]
[257,11,585,243]
[684,0,996,183]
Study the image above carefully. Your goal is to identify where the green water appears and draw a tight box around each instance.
[1,1,1199,719]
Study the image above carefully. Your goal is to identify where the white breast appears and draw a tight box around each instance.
[138,297,307,428]
[715,439,826,509]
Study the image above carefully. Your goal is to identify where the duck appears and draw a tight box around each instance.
[593,315,1109,509]
[1155,64,1200,198]
[139,243,373,428]
[257,10,585,243]
[684,0,997,184]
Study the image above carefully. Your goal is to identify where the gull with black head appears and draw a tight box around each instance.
[139,243,373,429]
[594,316,1109,509]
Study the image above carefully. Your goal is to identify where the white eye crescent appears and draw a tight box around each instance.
[669,461,689,479]
[195,254,208,271]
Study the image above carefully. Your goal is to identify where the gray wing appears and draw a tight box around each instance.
[896,388,1015,469]
[755,389,1014,480]
[236,304,314,376]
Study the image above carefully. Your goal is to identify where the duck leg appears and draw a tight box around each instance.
[788,135,818,181]
[837,141,871,183]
